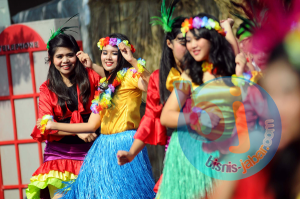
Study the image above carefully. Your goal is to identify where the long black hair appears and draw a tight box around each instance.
[47,34,91,116]
[159,17,186,104]
[183,13,236,85]
[99,33,132,90]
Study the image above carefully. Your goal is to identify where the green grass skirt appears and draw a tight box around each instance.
[156,128,220,199]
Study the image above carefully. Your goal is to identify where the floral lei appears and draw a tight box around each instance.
[202,61,217,75]
[90,68,128,114]
[181,16,226,37]
[97,37,136,53]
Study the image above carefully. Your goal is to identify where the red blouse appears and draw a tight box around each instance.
[31,68,100,142]
[134,70,167,145]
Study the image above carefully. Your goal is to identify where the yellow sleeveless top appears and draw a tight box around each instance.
[100,68,142,134]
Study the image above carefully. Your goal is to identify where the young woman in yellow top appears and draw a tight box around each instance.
[43,33,156,198]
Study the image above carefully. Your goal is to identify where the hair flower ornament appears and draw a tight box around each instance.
[109,38,117,46]
[181,18,193,37]
[116,38,122,46]
[47,14,79,50]
[97,37,136,53]
[192,17,202,29]
[150,0,181,33]
[181,16,226,37]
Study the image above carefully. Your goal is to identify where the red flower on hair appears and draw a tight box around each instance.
[103,37,110,46]
[188,18,193,29]
[130,45,136,53]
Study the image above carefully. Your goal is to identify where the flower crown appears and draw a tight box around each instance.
[97,37,136,53]
[181,16,226,37]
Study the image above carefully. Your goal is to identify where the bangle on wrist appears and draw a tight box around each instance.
[232,71,263,86]
[130,58,146,78]
[190,107,203,125]
[40,115,53,134]
[189,107,204,132]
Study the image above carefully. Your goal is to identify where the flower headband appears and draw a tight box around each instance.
[181,16,226,37]
[97,37,136,53]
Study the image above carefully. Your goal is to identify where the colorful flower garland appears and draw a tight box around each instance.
[232,71,263,86]
[90,68,128,114]
[181,16,226,37]
[130,58,146,78]
[97,37,136,53]
[202,61,217,75]
[40,115,54,134]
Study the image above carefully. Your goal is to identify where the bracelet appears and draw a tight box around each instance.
[232,71,263,86]
[137,58,146,74]
[40,115,53,134]
[130,58,146,78]
[190,107,203,126]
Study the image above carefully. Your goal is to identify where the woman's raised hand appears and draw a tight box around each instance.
[118,42,135,64]
[235,52,247,76]
[220,18,234,28]
[76,51,92,68]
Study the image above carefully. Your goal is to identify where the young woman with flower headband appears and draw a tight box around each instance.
[26,31,103,199]
[41,33,156,198]
[155,13,252,199]
[115,1,187,193]
[116,0,241,194]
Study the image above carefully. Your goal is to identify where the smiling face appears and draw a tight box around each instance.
[186,30,211,62]
[101,45,119,72]
[53,47,77,78]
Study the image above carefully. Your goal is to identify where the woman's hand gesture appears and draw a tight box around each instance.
[118,42,135,64]
[76,51,92,68]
